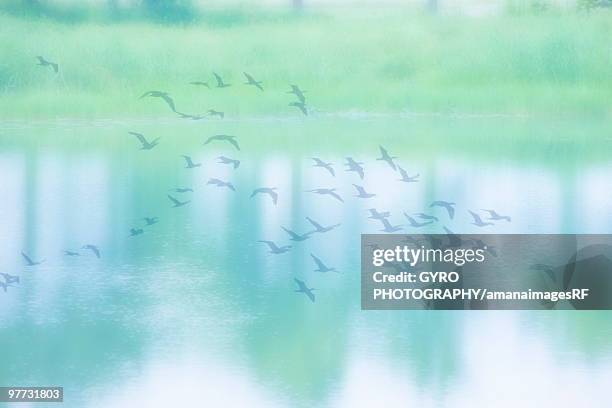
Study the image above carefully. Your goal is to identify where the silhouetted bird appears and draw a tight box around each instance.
[168,194,190,207]
[170,188,193,193]
[217,156,240,169]
[397,166,419,183]
[251,187,278,205]
[259,240,291,254]
[403,213,433,228]
[21,252,44,266]
[82,244,101,258]
[144,217,159,226]
[379,219,402,233]
[377,146,397,171]
[430,201,456,219]
[469,210,494,227]
[64,250,80,256]
[353,184,376,198]
[311,253,337,273]
[190,81,210,88]
[287,85,306,103]
[367,208,390,220]
[207,178,236,191]
[415,213,438,222]
[204,134,240,150]
[345,157,365,179]
[481,209,512,222]
[36,56,58,73]
[289,101,308,115]
[282,226,311,242]
[130,228,144,237]
[306,188,344,203]
[0,273,20,285]
[306,217,340,233]
[207,109,225,119]
[312,158,335,176]
[213,72,231,88]
[181,155,201,169]
[129,132,159,150]
[294,278,315,302]
[139,91,176,112]
[243,72,263,91]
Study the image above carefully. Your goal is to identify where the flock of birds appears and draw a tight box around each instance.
[2,57,512,303]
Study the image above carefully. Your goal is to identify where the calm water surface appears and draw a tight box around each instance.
[1,116,612,407]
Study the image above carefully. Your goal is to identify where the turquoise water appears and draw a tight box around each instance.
[1,116,612,407]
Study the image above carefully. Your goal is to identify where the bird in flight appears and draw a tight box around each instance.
[217,156,240,169]
[1,273,20,285]
[367,208,390,220]
[36,56,58,73]
[181,155,202,169]
[207,109,225,119]
[204,134,240,151]
[129,132,159,150]
[469,210,494,227]
[311,254,338,273]
[306,188,344,203]
[177,112,206,120]
[168,194,190,207]
[294,278,315,303]
[130,228,144,237]
[397,166,419,183]
[289,101,308,116]
[305,217,340,234]
[311,158,335,176]
[379,218,403,233]
[64,250,80,256]
[377,146,398,171]
[414,213,438,222]
[213,72,231,88]
[207,178,236,191]
[251,187,278,205]
[345,157,365,179]
[139,91,177,112]
[258,240,291,254]
[287,85,306,103]
[353,184,376,199]
[190,81,210,88]
[430,201,456,219]
[282,226,311,242]
[82,244,101,258]
[143,217,159,226]
[243,72,263,91]
[481,209,511,222]
[21,251,44,266]
[403,213,433,228]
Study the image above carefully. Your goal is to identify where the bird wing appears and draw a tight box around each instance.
[21,252,33,264]
[160,94,176,112]
[327,165,335,176]
[181,155,194,166]
[244,72,255,82]
[311,254,326,270]
[270,191,278,205]
[306,290,315,303]
[36,56,45,64]
[329,191,344,202]
[167,195,180,205]
[51,63,59,73]
[397,166,408,179]
[282,227,300,240]
[306,217,323,230]
[447,205,455,219]
[228,138,240,151]
[129,132,148,146]
[357,166,364,179]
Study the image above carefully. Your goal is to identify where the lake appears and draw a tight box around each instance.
[1,114,612,407]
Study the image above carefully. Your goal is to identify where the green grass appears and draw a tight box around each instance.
[0,7,611,119]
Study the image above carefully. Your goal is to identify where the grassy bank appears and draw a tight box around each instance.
[0,8,611,119]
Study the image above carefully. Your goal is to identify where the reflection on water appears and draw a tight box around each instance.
[1,117,612,407]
